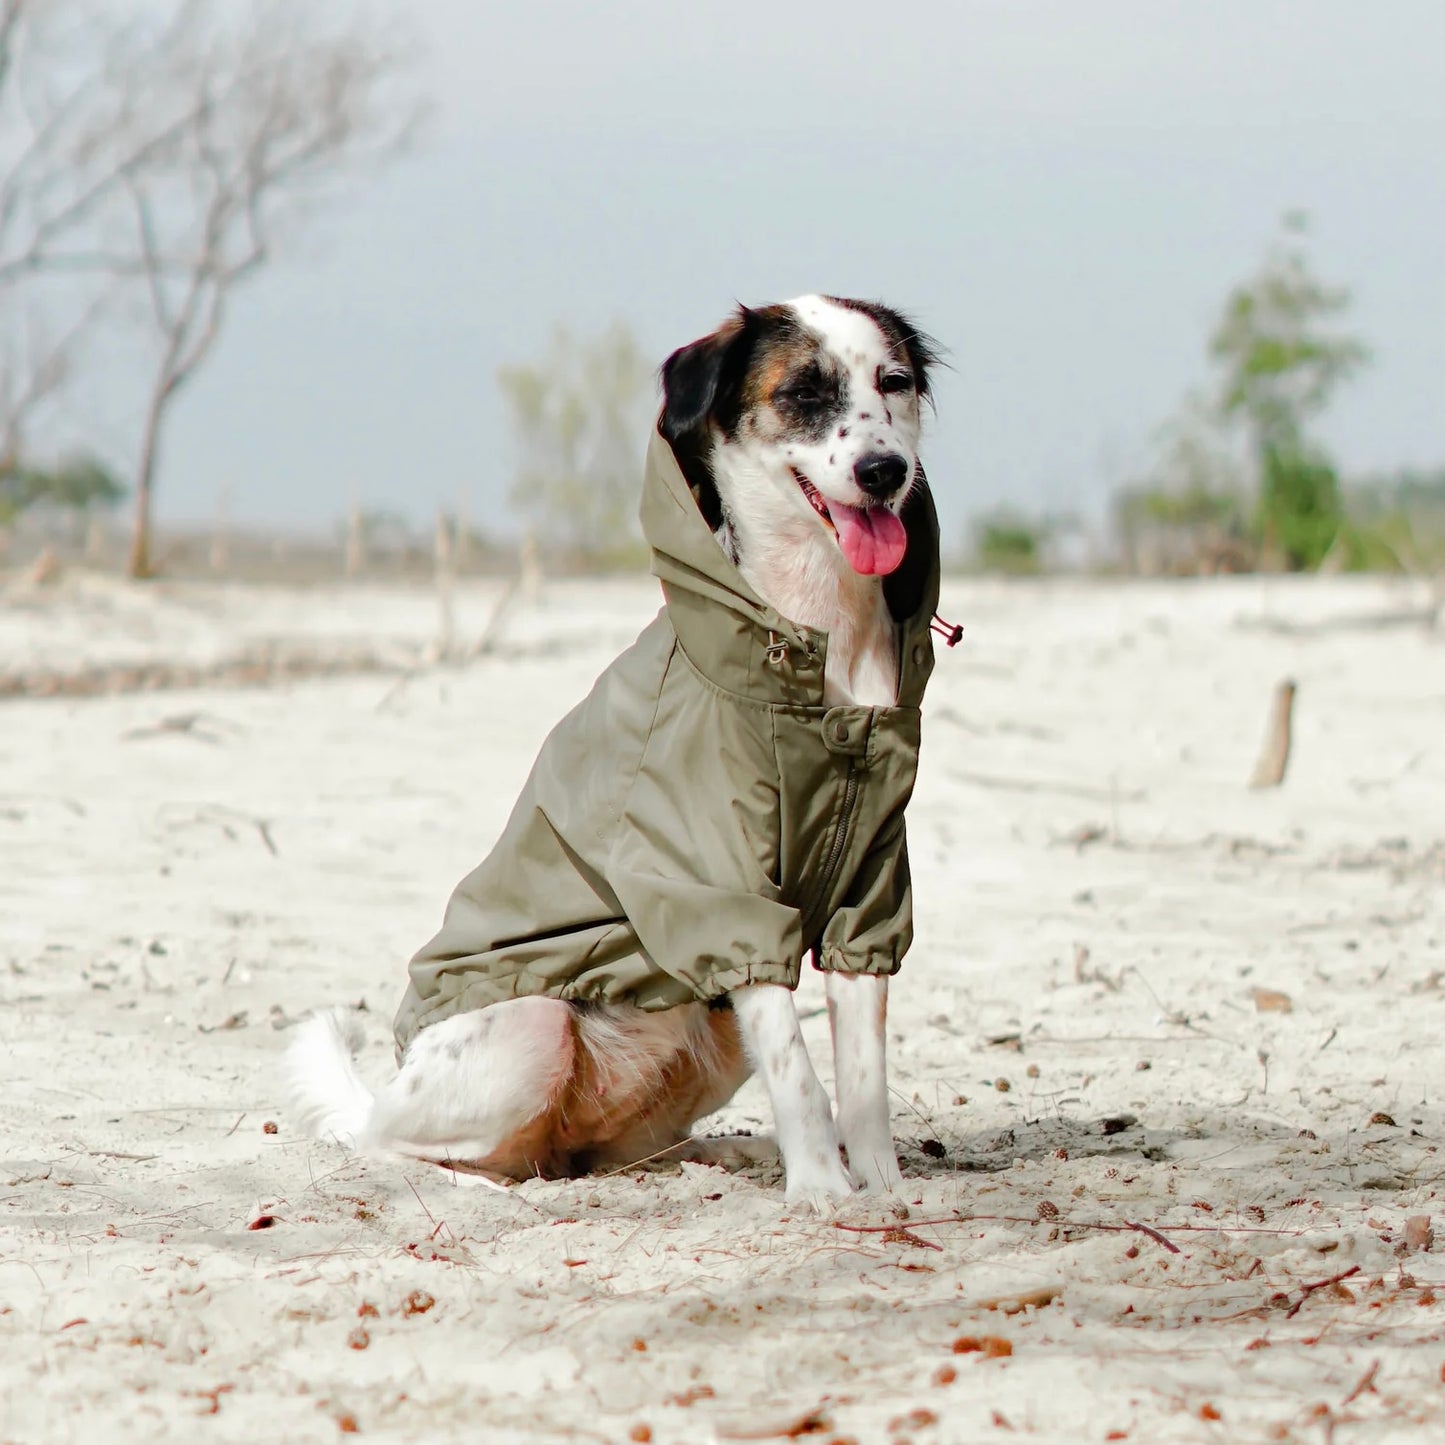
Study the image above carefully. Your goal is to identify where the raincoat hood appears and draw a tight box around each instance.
[639,426,941,709]
[394,425,942,1052]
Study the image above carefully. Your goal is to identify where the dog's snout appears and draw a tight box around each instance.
[853,453,908,499]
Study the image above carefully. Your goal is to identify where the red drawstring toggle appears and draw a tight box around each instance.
[930,614,963,647]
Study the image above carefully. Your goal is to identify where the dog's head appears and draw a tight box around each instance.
[659,296,939,578]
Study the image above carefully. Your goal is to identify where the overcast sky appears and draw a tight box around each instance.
[140,1,1445,542]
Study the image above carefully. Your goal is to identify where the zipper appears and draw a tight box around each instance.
[803,759,861,940]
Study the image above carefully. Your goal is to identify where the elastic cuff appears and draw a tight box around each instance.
[812,945,902,976]
[702,959,803,996]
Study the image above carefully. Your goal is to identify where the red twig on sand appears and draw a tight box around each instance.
[717,1406,831,1440]
[832,1211,1183,1254]
[829,1219,943,1250]
[833,1217,955,1234]
[833,1217,958,1237]
[1285,1265,1361,1320]
[1341,1359,1380,1406]
[404,1174,456,1243]
[404,1174,436,1227]
[1125,1220,1182,1255]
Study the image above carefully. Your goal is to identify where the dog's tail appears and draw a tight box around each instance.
[282,1008,375,1148]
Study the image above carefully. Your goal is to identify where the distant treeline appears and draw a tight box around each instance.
[975,214,1440,577]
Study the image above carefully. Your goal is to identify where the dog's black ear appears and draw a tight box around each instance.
[883,465,937,622]
[892,309,943,405]
[659,308,757,536]
[829,298,943,404]
[659,308,751,442]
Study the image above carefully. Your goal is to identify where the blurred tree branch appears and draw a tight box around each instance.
[0,0,424,576]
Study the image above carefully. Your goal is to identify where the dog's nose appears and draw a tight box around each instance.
[853,453,909,499]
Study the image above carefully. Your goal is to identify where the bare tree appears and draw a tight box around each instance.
[0,0,420,576]
[0,306,82,467]
[0,1,129,461]
[119,5,418,575]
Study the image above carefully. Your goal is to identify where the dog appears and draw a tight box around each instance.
[284,296,941,1208]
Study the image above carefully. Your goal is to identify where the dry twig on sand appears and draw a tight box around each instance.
[832,1211,1187,1255]
[1284,1264,1361,1319]
[716,1406,832,1440]
[1341,1359,1381,1406]
[468,575,523,659]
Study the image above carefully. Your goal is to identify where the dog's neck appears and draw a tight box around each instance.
[727,514,898,710]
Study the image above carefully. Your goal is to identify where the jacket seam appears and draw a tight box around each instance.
[613,632,679,823]
[671,633,789,712]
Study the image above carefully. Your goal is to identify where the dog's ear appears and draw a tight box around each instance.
[829,299,943,404]
[893,310,943,405]
[883,464,937,622]
[659,308,751,442]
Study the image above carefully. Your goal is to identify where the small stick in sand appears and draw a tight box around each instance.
[717,1406,831,1441]
[520,530,542,604]
[433,508,456,663]
[210,484,230,573]
[27,545,61,586]
[455,487,471,571]
[1126,1220,1182,1255]
[1284,1263,1361,1319]
[1249,678,1297,789]
[833,1212,1185,1254]
[345,487,366,577]
[469,575,522,660]
[1341,1359,1380,1406]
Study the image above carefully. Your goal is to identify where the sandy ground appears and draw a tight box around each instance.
[2,568,1445,1444]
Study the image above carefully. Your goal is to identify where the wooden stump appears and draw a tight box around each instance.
[1249,678,1296,789]
[433,508,456,662]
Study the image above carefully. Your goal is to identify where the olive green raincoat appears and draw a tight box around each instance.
[394,425,940,1052]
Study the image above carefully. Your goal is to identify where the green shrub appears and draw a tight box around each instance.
[974,514,1043,574]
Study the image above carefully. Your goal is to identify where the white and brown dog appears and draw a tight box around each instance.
[285,296,940,1207]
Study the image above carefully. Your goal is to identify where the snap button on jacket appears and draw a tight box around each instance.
[393,425,941,1053]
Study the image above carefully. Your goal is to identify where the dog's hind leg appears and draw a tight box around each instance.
[576,1001,758,1172]
[365,998,575,1165]
[283,998,576,1172]
[825,971,902,1193]
[730,983,853,1209]
[672,1134,781,1170]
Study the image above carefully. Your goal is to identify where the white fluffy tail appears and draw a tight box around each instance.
[282,1008,375,1148]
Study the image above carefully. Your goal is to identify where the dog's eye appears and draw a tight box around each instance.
[879,371,914,395]
[778,384,822,408]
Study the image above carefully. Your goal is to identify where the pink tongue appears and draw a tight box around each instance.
[831,504,908,575]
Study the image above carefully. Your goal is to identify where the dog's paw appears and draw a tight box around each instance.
[784,1186,854,1217]
[850,1157,905,1196]
[783,1158,855,1214]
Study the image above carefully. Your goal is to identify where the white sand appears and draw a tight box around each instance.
[2,571,1444,1442]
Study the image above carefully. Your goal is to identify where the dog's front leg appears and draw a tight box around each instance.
[730,984,853,1208]
[825,971,903,1194]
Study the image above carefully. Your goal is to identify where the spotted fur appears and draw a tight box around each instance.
[662,294,938,709]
